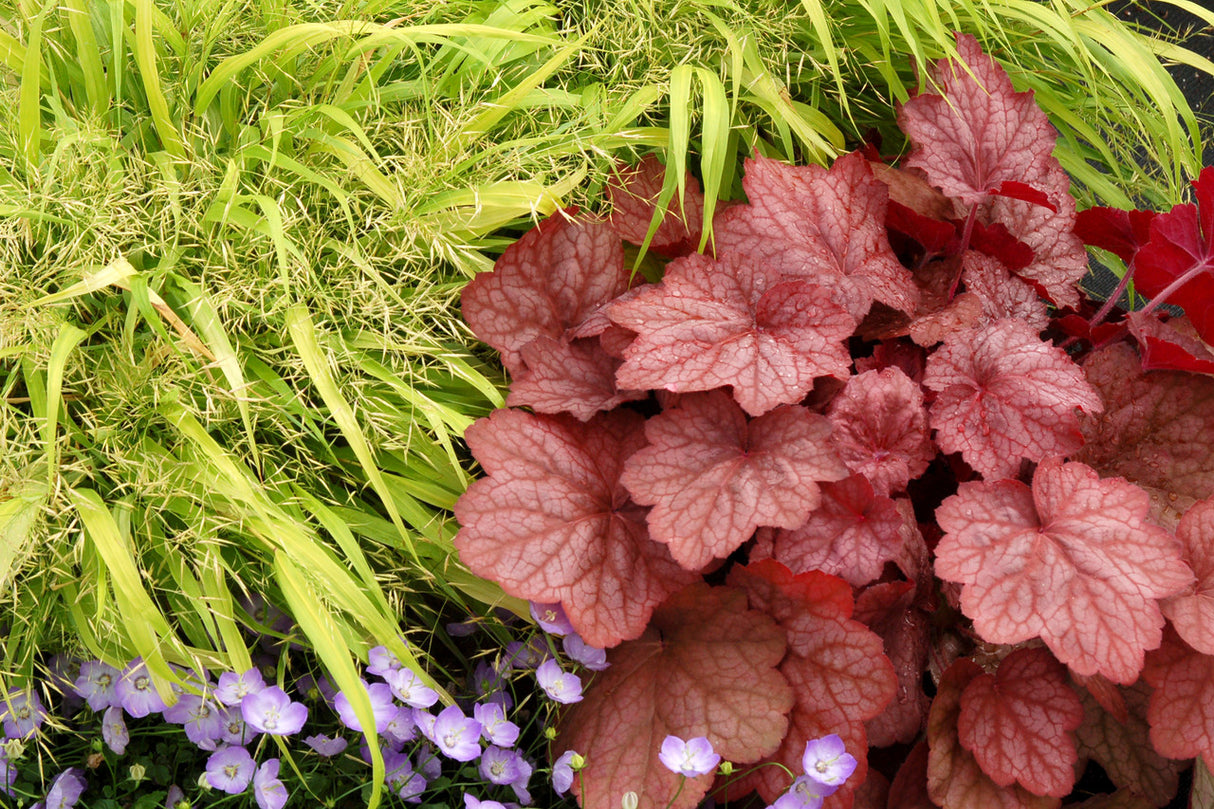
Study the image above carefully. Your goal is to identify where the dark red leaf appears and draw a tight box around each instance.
[620,390,847,570]
[934,457,1193,684]
[1143,628,1214,763]
[957,647,1083,797]
[609,251,855,416]
[1127,312,1214,376]
[993,180,1057,213]
[1074,206,1157,265]
[888,740,936,809]
[827,368,935,497]
[1077,343,1214,529]
[1161,495,1214,655]
[927,659,1059,809]
[968,221,1036,272]
[712,151,919,319]
[753,475,907,587]
[607,154,704,257]
[727,561,897,807]
[461,214,629,375]
[1074,680,1183,807]
[556,583,792,809]
[923,319,1103,480]
[453,409,697,647]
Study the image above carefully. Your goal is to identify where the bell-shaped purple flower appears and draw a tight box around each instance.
[367,645,405,678]
[529,601,574,635]
[218,705,258,746]
[535,659,583,704]
[115,659,166,719]
[384,705,417,746]
[163,694,225,750]
[383,668,438,709]
[658,735,720,777]
[473,702,519,747]
[562,634,610,671]
[205,745,255,794]
[2,687,47,740]
[478,745,524,785]
[800,734,857,796]
[463,795,508,809]
[73,662,121,711]
[252,758,288,809]
[552,750,578,795]
[304,734,348,757]
[431,704,482,762]
[215,669,266,708]
[101,706,128,755]
[43,767,86,809]
[384,751,426,802]
[772,775,827,809]
[241,687,307,736]
[333,680,395,733]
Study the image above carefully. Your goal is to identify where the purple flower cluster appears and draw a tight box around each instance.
[767,734,859,809]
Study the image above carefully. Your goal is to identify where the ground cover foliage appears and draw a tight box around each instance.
[0,0,1212,806]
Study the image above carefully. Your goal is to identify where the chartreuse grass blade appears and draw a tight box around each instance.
[42,324,86,490]
[197,548,254,676]
[133,0,184,157]
[18,1,51,168]
[455,40,580,148]
[60,0,107,115]
[286,306,417,563]
[0,469,47,592]
[67,488,177,701]
[275,552,385,809]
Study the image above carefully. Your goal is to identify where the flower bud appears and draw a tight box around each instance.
[621,790,638,809]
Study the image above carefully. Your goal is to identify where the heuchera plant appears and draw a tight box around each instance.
[452,32,1214,809]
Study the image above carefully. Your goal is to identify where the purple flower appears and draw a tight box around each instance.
[384,705,417,746]
[413,708,436,743]
[552,750,578,795]
[471,661,512,710]
[241,687,307,736]
[479,745,524,785]
[164,784,185,808]
[415,742,442,780]
[44,767,86,809]
[2,687,47,739]
[801,734,857,795]
[46,655,83,716]
[463,795,508,809]
[101,706,128,754]
[503,637,549,670]
[1,753,16,797]
[253,758,288,809]
[304,733,348,757]
[205,746,255,794]
[334,680,396,733]
[383,668,439,709]
[73,661,121,711]
[535,659,583,704]
[115,659,167,718]
[474,702,519,747]
[772,775,827,809]
[509,755,534,804]
[296,673,337,706]
[163,694,225,749]
[562,634,610,671]
[367,645,405,678]
[529,601,574,635]
[384,751,426,802]
[432,704,482,762]
[218,706,257,746]
[215,669,266,707]
[659,735,720,777]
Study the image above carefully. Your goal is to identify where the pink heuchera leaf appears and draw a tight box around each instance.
[934,456,1193,684]
[898,35,1057,208]
[608,251,855,416]
[960,252,1048,332]
[607,154,704,257]
[927,659,1059,809]
[1161,495,1214,655]
[956,647,1083,797]
[620,390,847,571]
[854,581,931,747]
[461,213,630,375]
[898,36,1085,307]
[1077,343,1214,529]
[506,336,647,421]
[826,367,934,496]
[452,409,697,648]
[726,561,896,807]
[1143,628,1214,763]
[753,475,907,587]
[555,582,792,809]
[712,151,919,319]
[1074,680,1182,807]
[923,318,1103,480]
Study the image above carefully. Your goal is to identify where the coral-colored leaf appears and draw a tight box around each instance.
[607,154,704,257]
[956,647,1083,797]
[927,659,1059,809]
[506,336,647,421]
[712,151,918,319]
[1143,628,1214,762]
[1074,680,1182,807]
[620,390,847,571]
[1077,343,1214,529]
[555,582,793,809]
[924,318,1102,479]
[453,409,696,648]
[826,368,935,496]
[898,35,1058,208]
[1161,496,1214,655]
[461,214,629,375]
[727,561,897,807]
[1134,167,1214,344]
[754,475,907,587]
[934,457,1193,683]
[854,581,931,747]
[609,252,855,416]
[961,252,1049,332]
